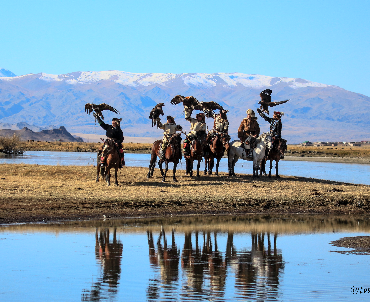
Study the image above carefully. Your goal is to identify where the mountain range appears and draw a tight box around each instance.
[0,69,369,144]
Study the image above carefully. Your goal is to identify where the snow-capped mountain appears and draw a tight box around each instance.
[0,68,16,77]
[1,70,329,89]
[0,70,369,143]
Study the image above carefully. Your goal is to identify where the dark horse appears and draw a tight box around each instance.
[185,136,205,178]
[204,133,230,175]
[147,133,182,182]
[96,138,121,186]
[261,138,287,178]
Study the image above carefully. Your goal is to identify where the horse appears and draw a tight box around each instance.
[147,133,182,182]
[96,138,121,186]
[261,138,287,178]
[185,136,205,178]
[204,133,230,175]
[228,132,272,177]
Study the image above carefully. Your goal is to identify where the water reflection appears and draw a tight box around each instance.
[82,228,123,301]
[146,229,284,301]
[2,215,370,301]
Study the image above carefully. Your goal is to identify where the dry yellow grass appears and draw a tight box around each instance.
[287,144,370,158]
[18,141,153,153]
[0,164,369,224]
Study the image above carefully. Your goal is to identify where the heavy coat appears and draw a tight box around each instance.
[237,117,260,142]
[96,116,124,145]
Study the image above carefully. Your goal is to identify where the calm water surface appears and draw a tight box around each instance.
[1,215,370,301]
[0,151,369,185]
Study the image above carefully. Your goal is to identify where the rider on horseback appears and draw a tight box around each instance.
[94,113,125,168]
[257,108,283,150]
[184,112,207,156]
[207,109,229,141]
[237,109,260,156]
[156,115,183,160]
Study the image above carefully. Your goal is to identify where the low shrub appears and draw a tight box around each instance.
[0,135,24,154]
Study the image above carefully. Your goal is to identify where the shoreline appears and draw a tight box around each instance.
[283,155,370,165]
[0,164,369,225]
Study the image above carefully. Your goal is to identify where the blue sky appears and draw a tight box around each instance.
[1,0,369,96]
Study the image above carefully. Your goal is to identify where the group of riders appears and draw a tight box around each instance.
[93,89,285,168]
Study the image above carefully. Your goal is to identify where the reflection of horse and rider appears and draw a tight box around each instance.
[82,228,123,301]
[86,88,288,183]
[145,229,284,300]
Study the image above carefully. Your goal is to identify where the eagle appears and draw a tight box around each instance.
[85,103,119,120]
[170,95,224,117]
[149,103,165,127]
[258,89,289,114]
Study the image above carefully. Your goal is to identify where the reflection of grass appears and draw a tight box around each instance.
[19,141,153,153]
[4,215,370,235]
[0,164,369,224]
[287,145,370,158]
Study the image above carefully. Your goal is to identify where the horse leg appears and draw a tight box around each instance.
[162,161,169,182]
[209,157,214,175]
[173,162,178,182]
[215,158,220,176]
[159,160,164,176]
[276,160,280,178]
[105,168,111,186]
[269,160,272,178]
[204,158,208,175]
[96,164,100,182]
[114,168,119,186]
[196,160,201,178]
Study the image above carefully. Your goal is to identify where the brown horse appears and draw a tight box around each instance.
[147,133,182,182]
[204,133,230,175]
[261,138,287,178]
[96,138,121,186]
[185,136,205,178]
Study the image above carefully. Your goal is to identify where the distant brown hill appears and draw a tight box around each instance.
[0,126,83,142]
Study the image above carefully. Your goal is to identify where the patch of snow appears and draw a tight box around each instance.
[183,74,217,87]
[40,73,63,82]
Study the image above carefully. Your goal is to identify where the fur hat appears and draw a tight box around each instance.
[166,115,175,122]
[112,117,122,123]
[273,111,284,119]
[196,112,205,120]
[246,109,255,117]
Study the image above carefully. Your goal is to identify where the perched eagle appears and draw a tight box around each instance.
[85,103,119,120]
[258,89,289,114]
[149,103,165,127]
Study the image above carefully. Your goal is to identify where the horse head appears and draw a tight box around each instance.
[220,133,231,151]
[259,132,273,150]
[277,138,287,159]
[169,133,182,146]
[102,138,116,156]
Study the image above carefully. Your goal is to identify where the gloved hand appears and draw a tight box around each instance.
[93,112,98,118]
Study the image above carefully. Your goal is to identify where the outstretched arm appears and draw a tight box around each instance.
[94,113,109,130]
[257,108,272,123]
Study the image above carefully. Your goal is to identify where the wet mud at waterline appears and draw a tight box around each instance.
[0,164,369,224]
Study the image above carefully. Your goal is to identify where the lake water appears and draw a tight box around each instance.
[1,151,369,185]
[1,215,370,301]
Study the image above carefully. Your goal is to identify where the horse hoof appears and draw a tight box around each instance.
[173,178,178,182]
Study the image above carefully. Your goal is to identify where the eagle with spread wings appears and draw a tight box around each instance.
[170,95,224,117]
[259,89,289,114]
[85,103,119,120]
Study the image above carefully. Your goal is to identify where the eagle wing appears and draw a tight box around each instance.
[170,95,185,105]
[85,103,119,120]
[268,99,289,107]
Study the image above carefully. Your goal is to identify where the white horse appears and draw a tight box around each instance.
[228,132,272,177]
